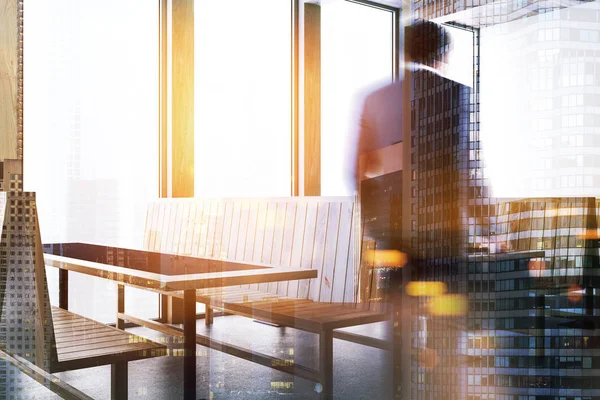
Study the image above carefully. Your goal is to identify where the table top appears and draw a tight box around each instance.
[43,243,318,292]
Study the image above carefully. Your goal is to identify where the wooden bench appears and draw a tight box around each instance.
[142,197,390,396]
[0,191,166,399]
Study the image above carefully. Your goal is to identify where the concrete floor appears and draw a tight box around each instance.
[48,315,393,400]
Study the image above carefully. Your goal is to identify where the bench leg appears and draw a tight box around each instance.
[183,289,197,400]
[117,284,125,330]
[59,269,68,310]
[111,362,128,400]
[319,329,333,399]
[160,294,169,322]
[205,304,213,326]
[167,295,185,324]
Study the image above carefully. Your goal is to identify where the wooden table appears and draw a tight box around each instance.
[43,243,318,400]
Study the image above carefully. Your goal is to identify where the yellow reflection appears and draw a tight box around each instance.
[427,294,468,316]
[528,258,546,278]
[364,250,407,268]
[406,281,447,297]
[578,229,600,240]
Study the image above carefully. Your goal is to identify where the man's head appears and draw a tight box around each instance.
[405,20,450,67]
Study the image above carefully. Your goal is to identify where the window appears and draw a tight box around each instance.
[480,4,600,197]
[194,0,292,196]
[24,0,159,323]
[321,0,395,195]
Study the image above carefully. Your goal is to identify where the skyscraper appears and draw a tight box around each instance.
[405,2,600,399]
[0,191,57,398]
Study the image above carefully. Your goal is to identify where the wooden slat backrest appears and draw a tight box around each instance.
[144,197,358,304]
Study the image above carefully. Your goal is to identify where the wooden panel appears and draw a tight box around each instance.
[343,206,358,304]
[268,202,287,294]
[236,201,251,261]
[287,201,307,298]
[260,202,277,292]
[154,202,164,250]
[159,0,168,198]
[219,201,234,260]
[204,200,218,258]
[160,202,173,252]
[171,202,184,253]
[165,202,178,253]
[154,202,167,251]
[308,202,329,301]
[171,0,194,197]
[319,202,341,302]
[239,201,257,289]
[280,202,297,267]
[227,201,242,260]
[250,202,267,291]
[197,200,210,257]
[191,200,204,256]
[178,202,191,254]
[298,201,318,299]
[277,202,298,296]
[183,202,196,255]
[331,202,353,303]
[212,201,226,259]
[0,0,19,160]
[243,201,259,265]
[303,3,321,196]
[144,202,155,250]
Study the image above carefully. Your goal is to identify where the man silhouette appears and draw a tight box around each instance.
[348,19,451,400]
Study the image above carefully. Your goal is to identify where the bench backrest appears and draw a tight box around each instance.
[0,191,58,371]
[144,197,359,304]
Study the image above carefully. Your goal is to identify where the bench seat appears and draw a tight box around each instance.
[189,287,387,333]
[223,297,387,333]
[196,287,285,305]
[51,307,167,373]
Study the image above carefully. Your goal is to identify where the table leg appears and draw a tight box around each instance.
[183,289,196,400]
[111,362,128,400]
[319,329,333,399]
[113,284,128,399]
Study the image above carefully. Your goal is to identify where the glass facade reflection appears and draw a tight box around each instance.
[409,1,600,399]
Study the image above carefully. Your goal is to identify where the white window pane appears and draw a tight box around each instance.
[194,0,291,197]
[321,0,394,196]
[24,0,159,323]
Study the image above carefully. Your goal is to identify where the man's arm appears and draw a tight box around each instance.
[347,97,371,194]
